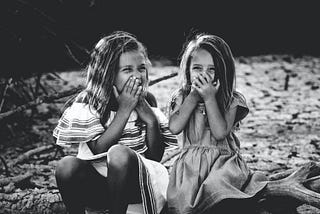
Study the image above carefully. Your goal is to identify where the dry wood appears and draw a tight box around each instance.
[0,86,83,121]
[0,172,33,187]
[8,145,55,167]
[0,78,13,112]
[149,72,178,86]
[0,189,65,214]
[261,162,320,209]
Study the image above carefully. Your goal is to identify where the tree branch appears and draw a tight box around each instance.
[0,86,83,121]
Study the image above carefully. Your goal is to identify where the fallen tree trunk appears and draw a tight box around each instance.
[257,161,320,213]
[0,162,319,214]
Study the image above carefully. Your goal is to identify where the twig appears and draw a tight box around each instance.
[149,72,178,86]
[0,156,10,176]
[284,74,290,90]
[8,145,56,167]
[53,145,65,159]
[0,78,13,112]
[35,73,42,97]
[0,171,33,187]
[0,86,83,121]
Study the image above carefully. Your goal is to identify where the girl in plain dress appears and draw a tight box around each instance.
[167,33,268,214]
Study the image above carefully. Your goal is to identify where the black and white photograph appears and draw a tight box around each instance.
[0,0,320,213]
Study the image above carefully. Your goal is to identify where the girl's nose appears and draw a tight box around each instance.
[133,70,143,79]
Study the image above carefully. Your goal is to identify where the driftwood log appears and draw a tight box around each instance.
[1,160,320,214]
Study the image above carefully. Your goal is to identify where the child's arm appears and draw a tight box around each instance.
[87,78,141,154]
[194,73,237,140]
[205,96,237,140]
[136,97,164,162]
[168,89,200,134]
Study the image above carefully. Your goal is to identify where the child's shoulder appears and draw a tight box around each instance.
[230,91,249,126]
[53,102,104,147]
[64,102,100,118]
[167,88,185,112]
[230,91,248,109]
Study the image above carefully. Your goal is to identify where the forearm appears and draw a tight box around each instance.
[169,94,198,134]
[205,98,228,140]
[144,119,164,162]
[88,109,130,154]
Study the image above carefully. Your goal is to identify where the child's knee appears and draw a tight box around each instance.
[108,145,136,172]
[55,156,85,183]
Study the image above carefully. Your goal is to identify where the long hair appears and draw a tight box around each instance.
[66,31,150,123]
[178,33,236,113]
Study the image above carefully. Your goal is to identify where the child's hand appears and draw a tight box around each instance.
[189,86,202,103]
[193,72,220,101]
[135,97,157,125]
[114,77,142,113]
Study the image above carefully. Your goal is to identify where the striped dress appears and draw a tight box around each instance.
[53,102,178,214]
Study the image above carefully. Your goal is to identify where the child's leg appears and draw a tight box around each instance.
[55,156,110,214]
[107,144,141,214]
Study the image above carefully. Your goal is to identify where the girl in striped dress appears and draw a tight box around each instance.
[53,31,177,214]
[166,33,268,214]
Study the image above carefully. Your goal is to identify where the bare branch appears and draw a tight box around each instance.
[8,145,55,167]
[0,86,83,121]
[0,78,13,112]
[0,172,33,187]
[149,72,178,86]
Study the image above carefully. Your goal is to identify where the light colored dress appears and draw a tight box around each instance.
[167,91,268,214]
[53,102,178,214]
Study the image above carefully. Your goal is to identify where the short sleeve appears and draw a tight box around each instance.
[53,103,105,147]
[152,107,178,149]
[168,89,184,116]
[230,92,249,126]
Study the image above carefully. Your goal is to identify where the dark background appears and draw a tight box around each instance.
[1,0,319,76]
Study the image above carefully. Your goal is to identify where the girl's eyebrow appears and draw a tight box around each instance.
[119,65,132,69]
[192,64,203,67]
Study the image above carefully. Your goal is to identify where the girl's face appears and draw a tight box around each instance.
[189,48,216,82]
[115,50,148,93]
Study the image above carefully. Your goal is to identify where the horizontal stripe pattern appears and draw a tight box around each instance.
[53,103,178,155]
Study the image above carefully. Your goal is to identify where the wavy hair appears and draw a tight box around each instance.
[66,31,151,123]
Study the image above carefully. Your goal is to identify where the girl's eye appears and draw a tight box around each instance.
[139,66,147,72]
[123,68,133,73]
[192,67,202,72]
[207,68,215,73]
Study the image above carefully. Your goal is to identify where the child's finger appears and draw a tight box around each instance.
[123,76,133,93]
[197,73,207,84]
[134,86,142,98]
[113,86,119,98]
[191,84,200,91]
[214,79,220,89]
[203,72,212,83]
[194,77,203,88]
[131,79,140,95]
